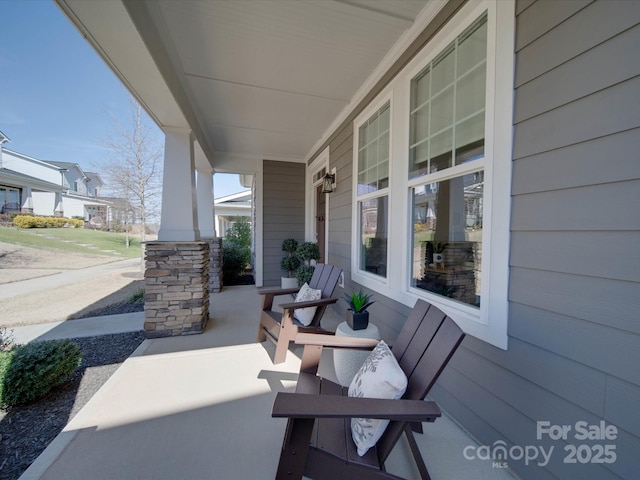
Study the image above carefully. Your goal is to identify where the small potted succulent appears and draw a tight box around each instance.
[280,238,301,288]
[430,241,448,263]
[344,288,375,330]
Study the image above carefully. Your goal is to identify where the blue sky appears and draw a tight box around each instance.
[0,0,246,198]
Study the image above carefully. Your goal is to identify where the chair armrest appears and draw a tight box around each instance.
[257,286,300,297]
[272,393,441,422]
[279,296,339,310]
[295,332,379,350]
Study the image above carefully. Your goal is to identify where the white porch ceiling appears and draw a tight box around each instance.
[56,0,430,166]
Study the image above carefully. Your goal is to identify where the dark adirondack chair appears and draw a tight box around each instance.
[271,299,465,479]
[257,264,342,364]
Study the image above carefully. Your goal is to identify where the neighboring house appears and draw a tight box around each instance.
[213,190,251,238]
[56,1,640,478]
[0,137,114,225]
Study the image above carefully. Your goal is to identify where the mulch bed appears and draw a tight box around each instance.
[226,273,255,286]
[0,330,145,480]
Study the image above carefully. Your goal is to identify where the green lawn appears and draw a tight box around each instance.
[0,227,142,258]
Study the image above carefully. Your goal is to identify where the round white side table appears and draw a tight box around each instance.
[334,321,380,387]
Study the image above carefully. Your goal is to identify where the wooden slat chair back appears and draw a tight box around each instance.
[257,264,342,364]
[272,299,465,479]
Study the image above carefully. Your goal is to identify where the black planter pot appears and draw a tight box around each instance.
[347,311,369,331]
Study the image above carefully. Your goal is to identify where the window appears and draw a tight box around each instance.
[0,186,21,212]
[409,15,487,308]
[349,1,514,349]
[409,15,487,179]
[411,172,484,307]
[355,100,391,279]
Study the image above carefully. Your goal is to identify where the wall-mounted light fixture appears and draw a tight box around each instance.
[322,167,337,194]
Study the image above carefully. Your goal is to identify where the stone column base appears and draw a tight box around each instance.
[208,237,223,293]
[144,241,210,338]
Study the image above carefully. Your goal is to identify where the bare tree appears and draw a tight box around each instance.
[99,97,163,246]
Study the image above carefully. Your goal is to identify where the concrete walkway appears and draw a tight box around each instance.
[7,311,144,345]
[0,256,144,327]
[0,257,140,300]
[18,286,519,480]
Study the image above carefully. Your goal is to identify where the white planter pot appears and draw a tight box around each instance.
[281,277,298,289]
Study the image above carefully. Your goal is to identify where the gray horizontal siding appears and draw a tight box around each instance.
[511,231,640,282]
[510,268,640,334]
[262,160,305,286]
[606,377,640,438]
[515,0,591,51]
[515,22,640,123]
[509,302,640,386]
[514,0,640,86]
[511,181,640,231]
[513,74,640,159]
[490,3,639,477]
[511,128,640,195]
[465,335,607,414]
[435,364,619,480]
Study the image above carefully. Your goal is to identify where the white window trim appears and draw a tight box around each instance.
[306,146,330,244]
[350,0,514,349]
[351,91,394,289]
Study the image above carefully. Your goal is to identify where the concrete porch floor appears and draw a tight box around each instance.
[20,286,519,480]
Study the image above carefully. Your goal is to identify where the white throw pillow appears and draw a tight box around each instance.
[348,340,408,456]
[293,282,322,326]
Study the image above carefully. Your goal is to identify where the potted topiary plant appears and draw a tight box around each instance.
[296,241,321,286]
[344,288,375,330]
[280,238,300,288]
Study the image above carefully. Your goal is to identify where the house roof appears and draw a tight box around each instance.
[84,171,105,186]
[0,167,65,192]
[0,131,10,144]
[45,160,77,170]
[55,0,434,167]
[46,160,97,181]
[215,190,252,205]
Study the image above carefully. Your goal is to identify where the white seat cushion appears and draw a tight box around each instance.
[293,282,322,326]
[348,340,408,456]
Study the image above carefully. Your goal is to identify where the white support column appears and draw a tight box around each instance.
[54,192,64,217]
[195,143,216,239]
[211,171,217,238]
[158,128,200,241]
[21,186,33,213]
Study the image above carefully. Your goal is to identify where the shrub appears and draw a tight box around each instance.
[280,238,300,278]
[296,242,320,263]
[225,217,251,249]
[0,326,15,352]
[296,264,315,286]
[222,241,246,284]
[0,350,14,406]
[0,339,82,408]
[224,218,251,267]
[295,241,320,285]
[12,215,83,229]
[127,288,145,303]
[280,255,301,277]
[282,238,298,254]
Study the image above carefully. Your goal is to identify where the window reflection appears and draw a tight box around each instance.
[411,172,483,307]
[360,196,388,278]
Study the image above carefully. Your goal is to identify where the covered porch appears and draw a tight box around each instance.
[21,285,517,479]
